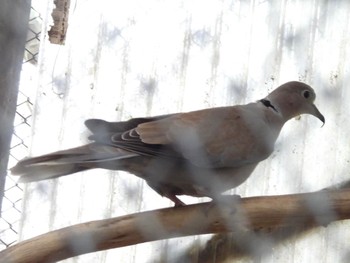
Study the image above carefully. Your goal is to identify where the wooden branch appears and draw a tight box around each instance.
[1,188,350,263]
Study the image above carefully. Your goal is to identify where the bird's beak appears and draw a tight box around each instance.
[311,104,325,126]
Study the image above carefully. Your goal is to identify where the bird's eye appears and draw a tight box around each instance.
[302,90,311,99]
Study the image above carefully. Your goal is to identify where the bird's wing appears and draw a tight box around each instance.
[88,104,277,168]
[135,104,276,167]
[85,114,181,159]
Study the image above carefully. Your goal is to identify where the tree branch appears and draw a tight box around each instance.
[1,188,350,263]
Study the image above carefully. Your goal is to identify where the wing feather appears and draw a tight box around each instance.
[86,104,274,168]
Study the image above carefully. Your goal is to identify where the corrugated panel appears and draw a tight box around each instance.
[19,0,350,262]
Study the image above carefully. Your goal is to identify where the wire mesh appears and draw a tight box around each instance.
[0,6,41,251]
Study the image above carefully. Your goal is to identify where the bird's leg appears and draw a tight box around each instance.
[164,193,186,207]
[146,181,186,207]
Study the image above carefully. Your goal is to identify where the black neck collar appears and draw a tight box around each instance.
[260,99,278,112]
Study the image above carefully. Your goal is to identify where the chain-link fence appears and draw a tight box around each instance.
[0,6,41,251]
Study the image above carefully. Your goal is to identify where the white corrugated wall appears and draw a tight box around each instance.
[19,0,350,262]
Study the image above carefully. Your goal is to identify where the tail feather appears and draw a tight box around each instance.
[11,143,138,182]
[15,163,88,183]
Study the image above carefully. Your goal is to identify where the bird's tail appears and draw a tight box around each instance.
[10,143,138,182]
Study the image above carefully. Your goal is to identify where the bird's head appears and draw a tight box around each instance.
[266,81,325,125]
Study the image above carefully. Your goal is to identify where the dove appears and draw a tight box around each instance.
[11,81,325,206]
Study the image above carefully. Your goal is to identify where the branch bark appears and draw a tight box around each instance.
[1,188,350,263]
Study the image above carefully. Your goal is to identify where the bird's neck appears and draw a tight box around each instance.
[265,93,299,122]
[259,98,287,132]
